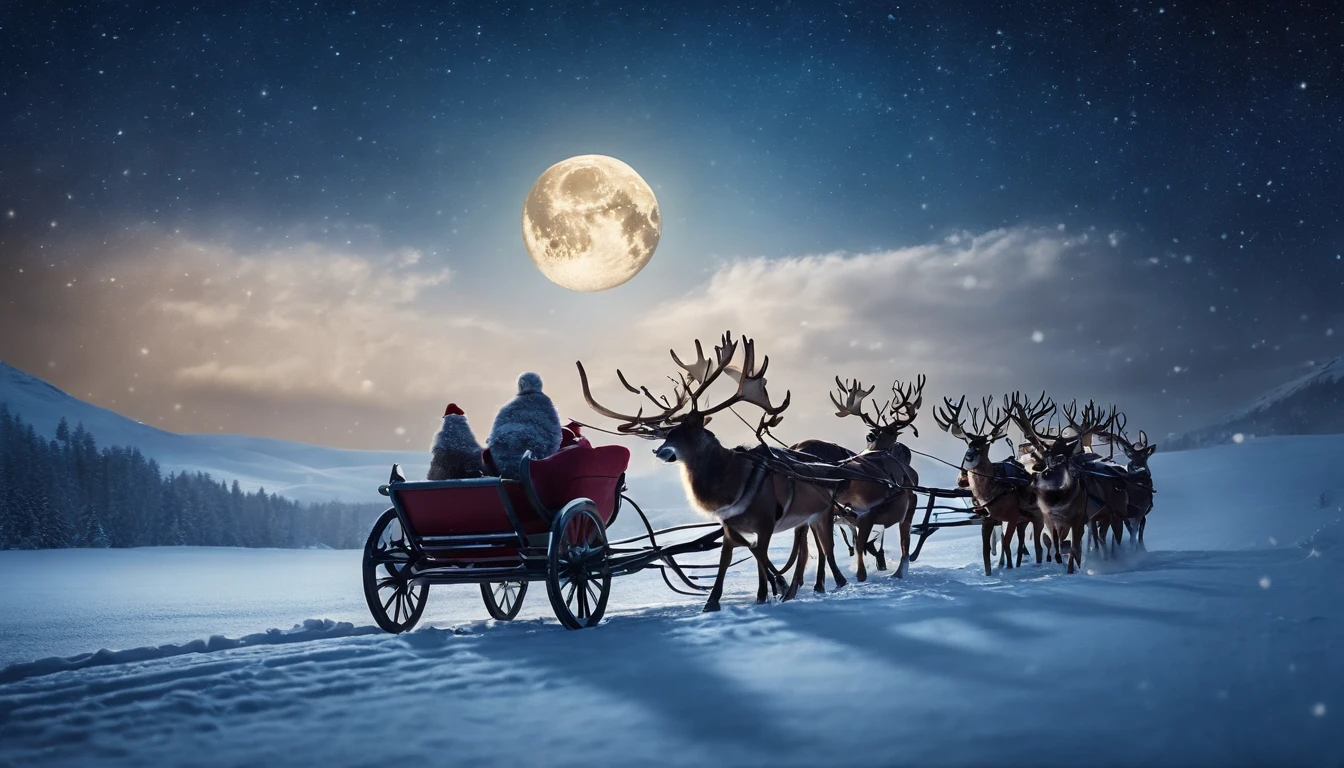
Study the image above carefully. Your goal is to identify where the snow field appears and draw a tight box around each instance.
[0,434,1342,766]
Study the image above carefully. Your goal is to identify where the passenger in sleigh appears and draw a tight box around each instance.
[429,374,589,481]
[427,403,485,480]
[484,372,565,480]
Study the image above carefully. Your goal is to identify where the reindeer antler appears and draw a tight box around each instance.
[829,377,884,429]
[577,331,790,440]
[706,336,791,437]
[1006,390,1056,455]
[934,393,1006,441]
[1061,399,1115,440]
[887,375,926,437]
[576,361,689,437]
[932,395,969,439]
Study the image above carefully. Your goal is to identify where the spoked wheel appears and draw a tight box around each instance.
[362,508,428,633]
[545,500,611,630]
[481,580,529,621]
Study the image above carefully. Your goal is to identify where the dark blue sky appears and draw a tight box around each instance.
[0,1,1340,448]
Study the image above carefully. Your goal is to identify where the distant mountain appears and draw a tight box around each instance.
[0,361,425,503]
[1167,357,1344,451]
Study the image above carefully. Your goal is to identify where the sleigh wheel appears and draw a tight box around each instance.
[362,508,428,634]
[545,500,611,630]
[481,580,529,621]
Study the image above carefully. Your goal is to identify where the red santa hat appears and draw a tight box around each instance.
[444,403,465,417]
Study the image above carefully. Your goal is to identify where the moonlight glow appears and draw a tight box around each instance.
[521,155,661,291]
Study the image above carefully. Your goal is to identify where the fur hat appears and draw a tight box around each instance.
[444,403,465,417]
[517,372,544,395]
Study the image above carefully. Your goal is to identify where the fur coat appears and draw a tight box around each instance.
[487,372,562,480]
[427,404,485,480]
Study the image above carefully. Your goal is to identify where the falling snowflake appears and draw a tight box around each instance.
[1232,433,1246,444]
[1031,330,1045,343]
[1312,703,1326,717]
[1258,576,1272,589]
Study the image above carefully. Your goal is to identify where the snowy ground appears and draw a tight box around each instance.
[2,435,1343,767]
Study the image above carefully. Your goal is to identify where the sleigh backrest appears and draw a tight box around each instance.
[523,443,630,525]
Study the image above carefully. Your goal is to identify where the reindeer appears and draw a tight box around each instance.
[577,331,836,611]
[1102,412,1157,549]
[1012,399,1127,573]
[933,392,1049,576]
[807,375,926,582]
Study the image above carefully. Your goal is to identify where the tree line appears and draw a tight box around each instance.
[0,405,384,550]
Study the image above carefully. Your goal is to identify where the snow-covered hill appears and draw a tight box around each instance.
[0,361,426,503]
[0,433,1341,766]
[1168,357,1344,450]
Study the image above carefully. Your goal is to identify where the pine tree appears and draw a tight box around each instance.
[76,504,110,548]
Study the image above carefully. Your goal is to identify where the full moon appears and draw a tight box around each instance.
[521,155,661,291]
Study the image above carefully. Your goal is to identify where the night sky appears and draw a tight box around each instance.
[0,1,1340,455]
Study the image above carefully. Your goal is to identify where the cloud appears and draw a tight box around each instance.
[0,225,1224,461]
[588,226,1180,458]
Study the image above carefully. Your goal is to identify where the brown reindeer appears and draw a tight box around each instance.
[933,393,1049,575]
[1102,412,1157,549]
[576,331,835,611]
[817,375,926,581]
[1013,399,1126,573]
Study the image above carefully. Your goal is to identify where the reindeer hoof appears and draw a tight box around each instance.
[856,572,867,582]
[813,584,825,593]
[833,577,848,589]
[702,602,721,613]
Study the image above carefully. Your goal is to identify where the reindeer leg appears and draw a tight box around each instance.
[811,522,827,593]
[981,518,994,577]
[839,525,855,557]
[997,522,1008,568]
[822,518,848,590]
[1069,518,1085,574]
[873,528,888,572]
[785,526,808,601]
[1002,520,1018,570]
[1138,515,1147,550]
[1032,517,1044,564]
[855,519,873,582]
[895,503,912,579]
[747,528,789,600]
[703,534,735,612]
[1015,521,1028,568]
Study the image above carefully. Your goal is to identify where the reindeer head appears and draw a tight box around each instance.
[576,331,791,465]
[830,374,925,452]
[1013,395,1114,490]
[1103,411,1157,472]
[1005,391,1057,472]
[932,394,1012,469]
